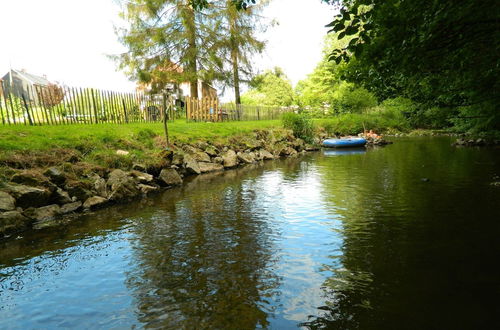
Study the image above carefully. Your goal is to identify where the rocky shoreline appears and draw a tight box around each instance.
[0,129,319,238]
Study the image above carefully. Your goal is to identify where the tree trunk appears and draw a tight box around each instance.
[231,48,241,105]
[184,2,199,99]
[229,8,240,104]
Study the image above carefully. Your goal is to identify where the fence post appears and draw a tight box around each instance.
[21,94,34,126]
[1,81,11,125]
[122,96,129,124]
[257,106,260,121]
[7,89,16,125]
[162,93,169,146]
[91,89,99,124]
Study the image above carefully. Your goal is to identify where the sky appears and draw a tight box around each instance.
[0,0,337,97]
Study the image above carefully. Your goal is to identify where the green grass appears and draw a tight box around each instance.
[0,120,280,152]
[0,120,281,173]
[314,110,410,136]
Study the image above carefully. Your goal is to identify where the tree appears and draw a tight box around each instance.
[37,84,65,108]
[215,0,269,105]
[115,0,225,98]
[323,0,500,131]
[241,67,295,106]
[295,33,377,114]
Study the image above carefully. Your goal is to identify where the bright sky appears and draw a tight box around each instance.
[0,0,336,96]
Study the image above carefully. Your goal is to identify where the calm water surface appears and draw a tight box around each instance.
[1,137,499,329]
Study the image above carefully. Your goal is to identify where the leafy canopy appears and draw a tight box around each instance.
[324,0,500,131]
[241,67,295,106]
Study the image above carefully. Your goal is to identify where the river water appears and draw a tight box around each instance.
[1,137,499,329]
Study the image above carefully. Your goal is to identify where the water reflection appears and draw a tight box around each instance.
[303,137,500,329]
[0,137,499,329]
[125,167,284,328]
[323,148,366,157]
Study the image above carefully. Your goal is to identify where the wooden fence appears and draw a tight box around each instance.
[0,80,179,126]
[0,80,292,126]
[186,96,289,122]
[185,96,221,121]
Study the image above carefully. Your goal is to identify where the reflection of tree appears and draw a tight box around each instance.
[302,138,500,329]
[126,163,288,328]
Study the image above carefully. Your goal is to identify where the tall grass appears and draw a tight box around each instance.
[316,104,410,136]
[281,113,314,143]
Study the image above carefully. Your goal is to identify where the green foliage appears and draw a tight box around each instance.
[216,0,270,104]
[115,0,221,95]
[325,0,500,131]
[331,82,377,114]
[295,34,377,115]
[316,109,409,136]
[281,112,314,143]
[242,67,295,106]
[1,95,24,118]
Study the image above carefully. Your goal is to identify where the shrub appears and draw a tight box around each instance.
[281,112,314,143]
[331,83,378,114]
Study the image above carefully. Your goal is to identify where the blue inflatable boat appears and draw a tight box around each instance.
[322,137,367,148]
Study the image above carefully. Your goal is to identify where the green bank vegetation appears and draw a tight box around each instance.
[0,120,280,178]
[236,0,498,134]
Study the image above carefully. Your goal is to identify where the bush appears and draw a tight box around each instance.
[331,83,378,114]
[281,112,314,143]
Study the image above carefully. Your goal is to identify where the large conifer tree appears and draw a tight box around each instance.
[115,0,224,97]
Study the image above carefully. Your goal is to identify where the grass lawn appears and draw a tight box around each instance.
[0,120,281,152]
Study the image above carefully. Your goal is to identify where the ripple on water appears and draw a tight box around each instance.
[1,138,499,329]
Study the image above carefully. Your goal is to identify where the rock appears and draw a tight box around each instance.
[51,188,72,204]
[60,201,82,214]
[83,196,108,210]
[183,154,201,175]
[182,145,202,154]
[0,211,31,236]
[107,169,129,187]
[195,141,209,150]
[11,171,56,192]
[305,144,320,151]
[213,156,224,164]
[11,171,46,187]
[292,138,305,150]
[0,191,16,211]
[131,171,154,184]
[107,182,140,201]
[192,151,211,163]
[116,149,130,156]
[43,167,66,185]
[198,162,224,173]
[281,147,298,156]
[222,150,238,168]
[172,152,184,166]
[138,184,159,194]
[64,181,93,202]
[205,146,219,157]
[259,149,275,160]
[159,168,183,186]
[237,152,255,164]
[132,163,147,172]
[93,176,108,198]
[4,184,51,208]
[25,204,61,222]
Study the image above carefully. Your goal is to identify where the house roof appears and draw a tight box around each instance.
[2,69,51,86]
